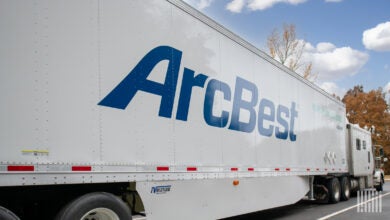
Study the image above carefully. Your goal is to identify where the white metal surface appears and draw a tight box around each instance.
[0,0,346,183]
[137,176,309,219]
[347,124,374,176]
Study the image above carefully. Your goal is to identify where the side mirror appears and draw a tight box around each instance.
[379,148,384,157]
[383,158,388,163]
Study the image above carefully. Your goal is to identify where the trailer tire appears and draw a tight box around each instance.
[0,206,20,220]
[339,177,350,201]
[55,192,132,220]
[327,178,341,204]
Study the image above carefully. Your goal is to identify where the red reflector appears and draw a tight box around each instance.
[7,165,34,172]
[316,168,320,171]
[187,167,197,172]
[286,168,291,171]
[72,166,92,171]
[231,167,238,171]
[157,166,169,171]
[248,168,254,171]
[306,168,311,171]
[275,168,280,171]
[325,168,328,171]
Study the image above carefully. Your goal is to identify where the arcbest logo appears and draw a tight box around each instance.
[98,46,298,141]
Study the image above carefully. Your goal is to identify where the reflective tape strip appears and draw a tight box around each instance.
[7,165,34,172]
[187,167,197,171]
[157,166,170,171]
[2,164,343,174]
[72,166,92,171]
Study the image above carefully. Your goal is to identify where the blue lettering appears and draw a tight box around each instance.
[275,105,289,140]
[98,46,182,118]
[258,99,275,137]
[289,102,298,141]
[176,68,208,121]
[204,79,231,128]
[228,77,258,133]
[99,46,299,142]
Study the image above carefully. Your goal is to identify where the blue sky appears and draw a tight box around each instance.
[183,0,390,98]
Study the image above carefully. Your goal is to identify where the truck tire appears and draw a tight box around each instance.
[375,178,384,191]
[0,206,20,220]
[339,176,350,201]
[327,178,341,204]
[55,192,132,220]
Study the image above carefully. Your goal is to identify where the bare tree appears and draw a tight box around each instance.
[267,24,317,81]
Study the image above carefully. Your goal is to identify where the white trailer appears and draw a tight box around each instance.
[0,0,377,219]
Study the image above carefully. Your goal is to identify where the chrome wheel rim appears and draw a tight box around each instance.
[334,181,340,200]
[81,208,120,220]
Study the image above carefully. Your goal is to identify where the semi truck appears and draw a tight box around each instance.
[0,0,384,219]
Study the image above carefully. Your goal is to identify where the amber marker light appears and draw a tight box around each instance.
[233,180,240,186]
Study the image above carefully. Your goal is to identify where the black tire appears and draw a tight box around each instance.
[0,206,20,220]
[327,178,341,204]
[376,178,384,191]
[339,176,350,201]
[55,192,132,220]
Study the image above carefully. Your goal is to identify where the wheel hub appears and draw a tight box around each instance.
[81,208,120,220]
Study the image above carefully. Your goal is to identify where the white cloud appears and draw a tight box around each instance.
[302,42,369,81]
[385,82,390,104]
[247,0,307,11]
[362,21,390,51]
[385,82,390,93]
[316,42,336,53]
[226,0,246,13]
[184,0,214,9]
[320,82,346,98]
[224,0,342,12]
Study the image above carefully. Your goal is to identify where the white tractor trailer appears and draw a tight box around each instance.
[0,0,383,219]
